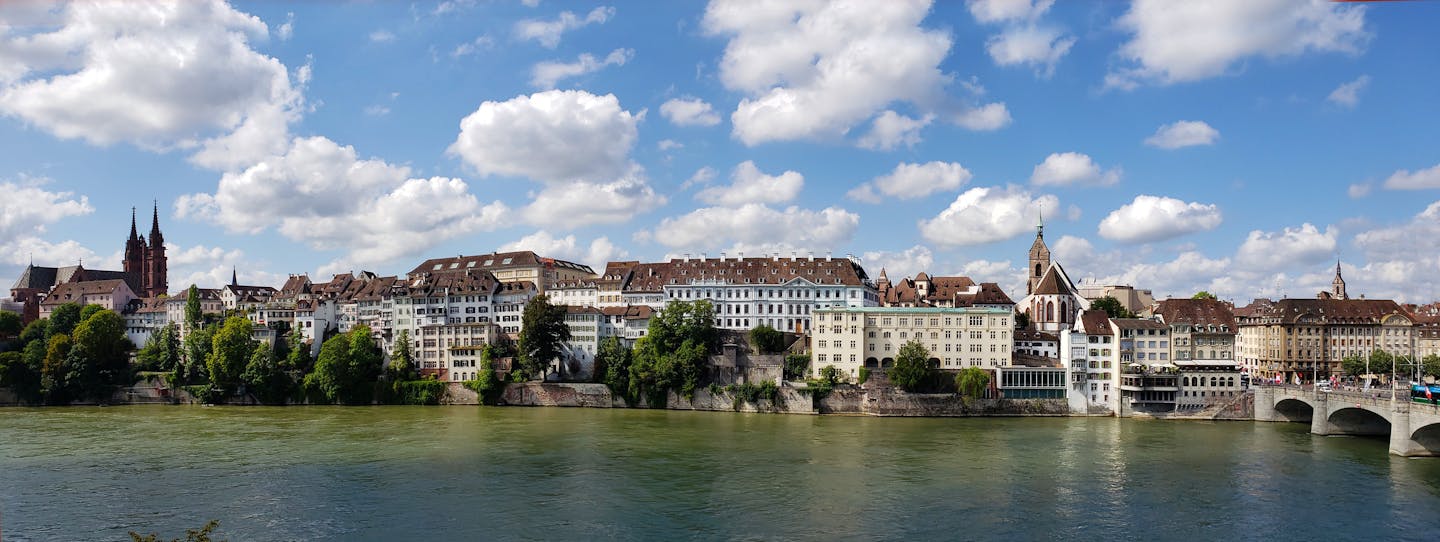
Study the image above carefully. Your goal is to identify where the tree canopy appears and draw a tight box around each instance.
[517,295,570,380]
[750,324,784,353]
[207,316,257,396]
[956,367,990,399]
[184,285,202,330]
[889,340,934,392]
[1192,291,1218,300]
[1089,296,1136,319]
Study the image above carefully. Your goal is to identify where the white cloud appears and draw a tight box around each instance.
[985,25,1073,77]
[703,0,953,146]
[369,30,395,43]
[660,97,721,127]
[1107,0,1368,89]
[519,171,666,229]
[500,230,627,272]
[0,0,303,170]
[177,136,509,268]
[449,90,640,183]
[530,48,633,89]
[1029,152,1121,186]
[0,179,93,240]
[364,105,390,117]
[1354,201,1440,262]
[515,6,615,49]
[1348,183,1372,199]
[695,161,803,206]
[919,185,1057,247]
[1144,120,1220,149]
[849,161,972,203]
[680,166,716,190]
[966,0,1054,23]
[0,237,109,270]
[653,204,860,251]
[277,12,294,41]
[952,102,1012,131]
[1381,163,1440,190]
[1097,195,1222,243]
[165,243,286,290]
[1235,223,1337,271]
[863,245,935,281]
[1327,74,1370,108]
[657,139,684,151]
[857,111,933,151]
[451,35,495,58]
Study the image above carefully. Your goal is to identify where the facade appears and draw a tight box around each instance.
[995,366,1067,399]
[1154,298,1241,409]
[122,296,170,347]
[1061,310,1118,412]
[1017,222,1089,333]
[812,306,1012,380]
[39,280,138,319]
[562,306,602,379]
[407,251,594,292]
[655,254,878,333]
[423,323,501,382]
[1077,283,1156,315]
[1111,318,1178,412]
[1236,296,1413,384]
[122,205,169,298]
[10,206,168,323]
[875,270,1015,311]
[1014,328,1059,360]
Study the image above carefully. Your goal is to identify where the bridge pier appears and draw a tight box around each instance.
[1310,393,1331,436]
[1253,387,1275,421]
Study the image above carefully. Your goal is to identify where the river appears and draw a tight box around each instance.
[1,406,1437,541]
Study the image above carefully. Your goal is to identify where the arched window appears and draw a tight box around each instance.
[1046,301,1054,322]
[1035,263,1042,277]
[1060,300,1069,323]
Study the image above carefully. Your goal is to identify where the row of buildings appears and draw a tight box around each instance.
[5,210,1436,414]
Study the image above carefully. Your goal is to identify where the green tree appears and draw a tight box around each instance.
[517,295,570,380]
[1089,296,1135,319]
[783,354,810,381]
[48,302,83,338]
[750,324,785,353]
[180,325,214,384]
[137,324,182,373]
[305,332,352,404]
[72,309,130,394]
[0,350,42,403]
[595,336,631,390]
[388,329,415,381]
[284,328,313,374]
[184,285,202,330]
[1192,291,1218,300]
[818,365,843,385]
[243,341,291,404]
[956,367,991,399]
[18,318,48,346]
[41,334,72,401]
[467,344,504,405]
[207,317,257,397]
[0,310,22,341]
[1341,354,1367,378]
[888,340,934,392]
[1423,354,1440,380]
[79,304,104,321]
[346,325,384,402]
[1014,311,1030,329]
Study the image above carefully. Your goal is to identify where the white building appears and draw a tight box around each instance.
[812,306,1012,381]
[1061,310,1119,413]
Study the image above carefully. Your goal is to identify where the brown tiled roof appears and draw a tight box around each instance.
[564,305,602,315]
[622,257,870,294]
[408,251,594,278]
[125,296,169,315]
[402,269,498,297]
[1015,329,1058,342]
[1080,309,1112,335]
[279,274,312,297]
[42,279,132,305]
[961,282,1015,307]
[600,305,654,320]
[1032,263,1077,296]
[622,262,670,293]
[1110,318,1168,330]
[1154,298,1237,331]
[1238,298,1409,326]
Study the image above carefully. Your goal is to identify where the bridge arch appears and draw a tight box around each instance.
[1274,398,1314,423]
[1411,422,1440,455]
[1328,407,1391,437]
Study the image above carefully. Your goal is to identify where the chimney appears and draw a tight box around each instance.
[738,251,744,260]
[700,252,707,261]
[808,252,814,262]
[826,251,832,261]
[720,252,727,261]
[683,253,690,262]
[791,251,798,261]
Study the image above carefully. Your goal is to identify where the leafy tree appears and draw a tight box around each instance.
[750,324,785,353]
[624,300,719,405]
[48,302,83,339]
[243,342,291,405]
[517,295,570,380]
[1341,354,1367,378]
[956,367,990,399]
[285,328,313,374]
[1424,354,1440,380]
[184,285,202,330]
[595,336,631,390]
[137,324,183,373]
[72,309,131,394]
[0,310,22,340]
[468,344,504,404]
[305,332,352,404]
[79,304,104,321]
[888,340,934,392]
[18,318,48,346]
[388,329,415,381]
[1014,312,1030,329]
[0,351,42,403]
[180,325,215,384]
[1089,296,1135,319]
[59,343,108,402]
[1192,291,1218,301]
[41,334,72,400]
[818,365,843,385]
[207,317,257,397]
[783,354,810,381]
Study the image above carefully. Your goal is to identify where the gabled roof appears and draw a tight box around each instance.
[1078,309,1112,335]
[11,265,58,290]
[42,279,134,305]
[1237,298,1409,326]
[1154,298,1236,331]
[408,251,595,278]
[1032,262,1079,296]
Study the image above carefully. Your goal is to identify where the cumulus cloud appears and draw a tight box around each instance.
[857,111,933,151]
[966,0,1054,23]
[951,102,1012,131]
[1097,195,1222,243]
[1029,152,1121,187]
[660,97,721,127]
[1144,120,1220,149]
[1381,163,1440,190]
[679,166,717,190]
[657,139,684,151]
[919,185,1057,247]
[1348,183,1372,199]
[519,170,666,229]
[177,136,509,268]
[1327,75,1370,108]
[277,12,294,41]
[451,35,495,59]
[703,0,956,146]
[652,204,860,251]
[985,25,1073,77]
[500,230,627,271]
[530,48,633,89]
[695,161,804,206]
[1234,223,1337,271]
[0,177,98,274]
[0,0,304,170]
[1107,0,1368,89]
[863,245,935,282]
[166,243,285,290]
[1354,201,1440,262]
[515,6,614,49]
[449,90,640,183]
[849,161,972,203]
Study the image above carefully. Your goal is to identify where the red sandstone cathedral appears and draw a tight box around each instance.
[9,204,168,322]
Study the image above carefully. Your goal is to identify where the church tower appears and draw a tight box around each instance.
[123,207,147,288]
[1027,212,1050,295]
[143,202,168,297]
[1331,260,1348,300]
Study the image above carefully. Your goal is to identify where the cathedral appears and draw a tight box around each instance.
[1018,216,1089,332]
[9,204,168,322]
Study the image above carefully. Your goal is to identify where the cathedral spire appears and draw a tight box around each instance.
[130,207,138,241]
[232,266,238,287]
[148,200,164,245]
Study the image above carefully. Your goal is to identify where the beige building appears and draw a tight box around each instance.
[1236,296,1413,384]
[408,251,595,293]
[812,306,1012,380]
[1153,298,1241,409]
[1078,283,1156,315]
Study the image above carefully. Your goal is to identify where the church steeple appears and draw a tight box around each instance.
[148,200,164,245]
[232,266,238,287]
[129,207,138,241]
[1027,208,1051,295]
[1332,259,1348,300]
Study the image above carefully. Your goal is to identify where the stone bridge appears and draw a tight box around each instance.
[1255,386,1440,457]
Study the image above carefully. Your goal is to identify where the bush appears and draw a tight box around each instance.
[783,354,810,381]
[389,379,447,405]
[858,367,870,385]
[750,325,785,353]
[724,380,779,410]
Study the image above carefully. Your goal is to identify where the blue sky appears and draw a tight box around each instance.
[3,0,1439,304]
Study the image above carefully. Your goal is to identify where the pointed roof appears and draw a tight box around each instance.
[1032,262,1078,296]
[130,207,139,240]
[148,201,164,244]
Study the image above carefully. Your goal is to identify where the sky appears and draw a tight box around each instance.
[2,0,1439,305]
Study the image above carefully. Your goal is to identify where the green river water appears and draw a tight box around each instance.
[1,406,1437,541]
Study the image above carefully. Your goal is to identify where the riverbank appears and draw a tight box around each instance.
[0,380,1255,420]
